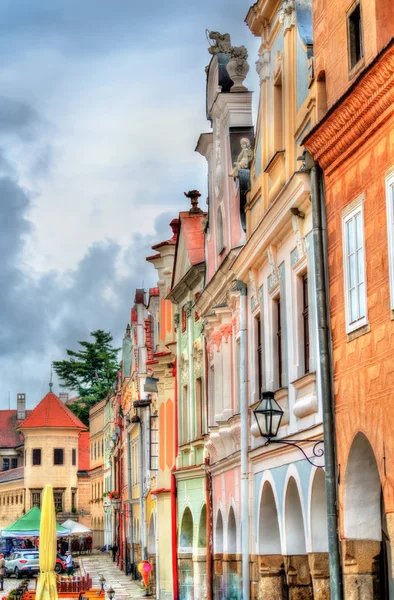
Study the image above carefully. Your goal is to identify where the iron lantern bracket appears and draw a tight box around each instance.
[264,438,325,468]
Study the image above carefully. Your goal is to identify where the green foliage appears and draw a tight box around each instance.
[53,330,120,427]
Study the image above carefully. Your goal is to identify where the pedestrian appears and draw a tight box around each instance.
[0,552,5,591]
[65,551,74,576]
[111,541,118,562]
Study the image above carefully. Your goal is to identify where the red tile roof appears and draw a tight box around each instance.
[0,466,24,484]
[78,431,90,471]
[151,218,179,250]
[18,392,87,430]
[0,411,31,448]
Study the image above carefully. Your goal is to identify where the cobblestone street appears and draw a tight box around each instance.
[2,554,148,600]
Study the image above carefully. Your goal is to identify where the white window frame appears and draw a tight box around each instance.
[386,172,394,310]
[342,196,368,333]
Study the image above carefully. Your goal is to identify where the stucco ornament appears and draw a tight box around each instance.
[256,50,270,81]
[267,245,280,285]
[180,351,188,385]
[292,214,306,262]
[278,0,296,32]
[229,138,254,178]
[226,45,249,91]
[207,30,232,55]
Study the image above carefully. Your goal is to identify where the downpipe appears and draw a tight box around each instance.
[308,154,343,600]
[233,280,249,600]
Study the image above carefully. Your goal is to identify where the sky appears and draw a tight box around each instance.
[0,0,259,409]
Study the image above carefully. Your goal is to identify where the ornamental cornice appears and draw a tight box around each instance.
[304,44,394,171]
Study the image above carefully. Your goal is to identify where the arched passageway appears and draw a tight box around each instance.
[343,433,393,599]
[285,477,306,555]
[227,507,237,553]
[198,505,207,548]
[258,481,281,555]
[215,510,223,553]
[310,469,328,552]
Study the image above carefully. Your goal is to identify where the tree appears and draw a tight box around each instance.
[53,329,120,427]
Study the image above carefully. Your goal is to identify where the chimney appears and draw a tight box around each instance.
[17,393,26,420]
[59,393,69,403]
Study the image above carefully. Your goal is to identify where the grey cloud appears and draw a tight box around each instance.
[0,97,42,141]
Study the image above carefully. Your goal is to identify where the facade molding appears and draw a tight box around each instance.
[304,43,394,170]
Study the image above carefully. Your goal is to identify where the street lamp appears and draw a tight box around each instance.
[253,391,283,439]
[252,390,325,467]
[107,586,115,600]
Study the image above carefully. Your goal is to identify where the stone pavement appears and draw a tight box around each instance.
[1,554,149,600]
[79,554,147,600]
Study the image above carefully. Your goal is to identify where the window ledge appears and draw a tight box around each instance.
[347,322,370,342]
[348,57,365,81]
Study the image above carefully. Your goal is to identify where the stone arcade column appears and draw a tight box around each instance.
[341,540,381,600]
[284,555,314,600]
[257,555,287,599]
[308,553,330,600]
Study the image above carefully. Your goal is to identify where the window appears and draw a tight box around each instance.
[347,2,364,72]
[343,201,367,332]
[53,448,64,465]
[20,494,23,504]
[386,172,394,309]
[256,316,262,395]
[209,366,215,425]
[302,273,310,374]
[31,491,41,508]
[72,448,76,466]
[182,385,189,444]
[149,415,159,471]
[72,490,76,510]
[101,439,104,456]
[53,491,63,511]
[11,458,17,469]
[182,306,187,333]
[32,449,41,466]
[94,442,97,460]
[276,298,283,388]
[217,206,225,254]
[273,78,283,151]
[2,458,9,471]
[195,378,203,437]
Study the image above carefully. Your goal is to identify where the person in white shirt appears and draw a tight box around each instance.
[65,551,73,576]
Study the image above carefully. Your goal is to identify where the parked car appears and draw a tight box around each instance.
[5,551,39,578]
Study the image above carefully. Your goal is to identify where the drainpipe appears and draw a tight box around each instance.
[138,414,148,560]
[232,280,249,600]
[205,339,213,600]
[127,427,135,577]
[186,301,195,442]
[308,154,343,599]
[172,354,179,600]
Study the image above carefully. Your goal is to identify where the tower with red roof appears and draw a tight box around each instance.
[17,391,87,515]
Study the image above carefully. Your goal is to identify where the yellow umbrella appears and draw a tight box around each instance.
[36,485,58,600]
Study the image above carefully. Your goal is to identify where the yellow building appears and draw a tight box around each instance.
[0,391,89,528]
[89,398,105,548]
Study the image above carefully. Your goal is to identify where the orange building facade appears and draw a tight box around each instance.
[304,1,394,596]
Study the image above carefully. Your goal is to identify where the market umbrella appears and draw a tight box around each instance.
[1,506,70,537]
[36,485,58,600]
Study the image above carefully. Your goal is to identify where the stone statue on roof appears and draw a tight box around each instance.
[206,30,232,55]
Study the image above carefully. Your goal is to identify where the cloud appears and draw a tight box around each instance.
[0,0,259,408]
